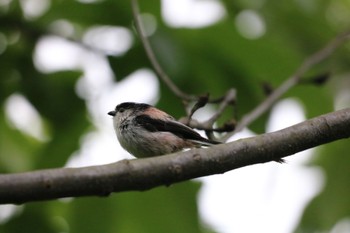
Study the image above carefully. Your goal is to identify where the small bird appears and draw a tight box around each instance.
[108,102,220,158]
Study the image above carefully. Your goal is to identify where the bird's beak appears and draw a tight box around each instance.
[108,111,116,116]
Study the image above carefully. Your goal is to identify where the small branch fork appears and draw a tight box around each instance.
[131,0,350,141]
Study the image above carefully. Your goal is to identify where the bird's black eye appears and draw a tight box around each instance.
[118,108,125,113]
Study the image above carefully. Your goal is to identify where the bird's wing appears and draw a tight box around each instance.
[135,115,220,146]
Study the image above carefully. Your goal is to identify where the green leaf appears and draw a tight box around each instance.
[296,140,350,232]
[66,182,202,233]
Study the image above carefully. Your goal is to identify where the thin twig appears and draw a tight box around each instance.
[131,0,195,101]
[178,89,236,139]
[188,94,210,119]
[203,89,236,139]
[222,30,350,141]
[206,89,236,126]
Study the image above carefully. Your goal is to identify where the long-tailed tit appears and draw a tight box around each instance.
[108,102,220,158]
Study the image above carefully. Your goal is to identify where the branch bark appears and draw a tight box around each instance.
[1,108,350,204]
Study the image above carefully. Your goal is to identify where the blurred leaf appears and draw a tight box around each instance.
[0,203,56,233]
[0,113,41,173]
[41,1,132,28]
[108,42,150,80]
[65,182,202,233]
[19,70,88,169]
[114,182,202,233]
[296,139,350,232]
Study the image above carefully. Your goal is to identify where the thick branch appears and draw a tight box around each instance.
[0,108,349,204]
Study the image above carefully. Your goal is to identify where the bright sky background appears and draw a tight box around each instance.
[3,0,348,232]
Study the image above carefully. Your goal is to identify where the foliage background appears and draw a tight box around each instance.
[0,0,350,232]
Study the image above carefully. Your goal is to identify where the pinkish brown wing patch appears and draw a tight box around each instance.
[144,107,174,120]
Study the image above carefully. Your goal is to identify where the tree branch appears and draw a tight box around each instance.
[131,0,195,101]
[1,108,349,204]
[224,30,350,140]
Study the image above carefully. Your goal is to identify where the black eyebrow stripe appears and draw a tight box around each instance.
[135,115,206,141]
[116,102,150,112]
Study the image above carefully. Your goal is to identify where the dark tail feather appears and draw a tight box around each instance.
[192,137,221,147]
[275,158,285,163]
